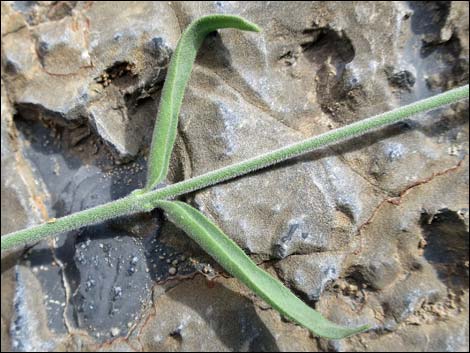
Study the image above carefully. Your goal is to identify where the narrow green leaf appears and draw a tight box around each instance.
[145,15,261,191]
[154,200,369,339]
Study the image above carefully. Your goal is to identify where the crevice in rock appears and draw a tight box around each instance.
[11,1,79,25]
[49,238,76,334]
[46,1,78,22]
[408,1,451,39]
[1,24,28,38]
[94,61,138,89]
[334,151,391,195]
[301,24,364,124]
[423,35,468,90]
[384,66,416,92]
[167,1,185,35]
[354,159,465,255]
[301,25,355,67]
[420,209,469,291]
[13,106,112,169]
[407,1,468,92]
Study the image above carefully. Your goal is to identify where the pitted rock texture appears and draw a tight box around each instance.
[1,1,469,352]
[2,1,179,159]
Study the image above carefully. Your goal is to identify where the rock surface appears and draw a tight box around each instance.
[1,1,469,352]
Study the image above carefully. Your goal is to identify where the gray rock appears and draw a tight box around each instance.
[1,79,46,235]
[186,68,381,257]
[382,272,446,326]
[1,1,469,352]
[34,17,92,75]
[135,275,317,352]
[346,257,401,291]
[1,78,49,352]
[1,27,36,77]
[276,253,345,300]
[2,1,180,158]
[10,266,60,352]
[8,115,203,343]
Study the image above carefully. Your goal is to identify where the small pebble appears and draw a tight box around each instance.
[418,239,427,249]
[128,267,136,274]
[110,327,120,337]
[113,286,122,299]
[168,267,177,275]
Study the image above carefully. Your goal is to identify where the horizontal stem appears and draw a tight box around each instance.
[0,194,143,251]
[146,85,469,200]
[1,85,468,252]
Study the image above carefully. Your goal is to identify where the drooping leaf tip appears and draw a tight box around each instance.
[351,324,371,336]
[250,23,262,32]
[321,323,370,340]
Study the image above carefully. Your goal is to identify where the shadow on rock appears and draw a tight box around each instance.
[162,275,280,352]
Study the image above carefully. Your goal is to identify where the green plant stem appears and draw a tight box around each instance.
[1,84,468,252]
[145,15,260,191]
[148,85,469,199]
[0,194,141,251]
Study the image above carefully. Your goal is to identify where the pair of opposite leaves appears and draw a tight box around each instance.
[143,15,368,339]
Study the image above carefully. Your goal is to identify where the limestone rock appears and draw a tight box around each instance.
[1,1,468,351]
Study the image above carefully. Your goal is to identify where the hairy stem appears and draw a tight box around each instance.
[146,85,469,198]
[1,84,468,252]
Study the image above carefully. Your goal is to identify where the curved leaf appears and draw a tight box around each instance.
[145,15,261,191]
[154,200,369,339]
